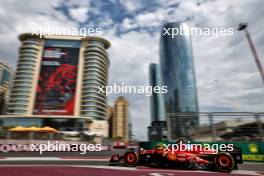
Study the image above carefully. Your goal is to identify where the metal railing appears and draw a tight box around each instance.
[167,112,264,142]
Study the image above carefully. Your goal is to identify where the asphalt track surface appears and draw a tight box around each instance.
[0,158,263,171]
[1,151,264,175]
[1,150,264,171]
[1,165,264,176]
[0,159,264,176]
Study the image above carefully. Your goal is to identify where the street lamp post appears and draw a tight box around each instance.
[238,22,264,85]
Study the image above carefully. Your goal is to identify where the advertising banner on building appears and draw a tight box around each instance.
[34,40,80,115]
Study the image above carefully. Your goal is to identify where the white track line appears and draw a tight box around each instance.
[0,157,109,161]
[3,157,61,161]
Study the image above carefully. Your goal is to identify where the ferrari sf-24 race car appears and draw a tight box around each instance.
[109,143,243,173]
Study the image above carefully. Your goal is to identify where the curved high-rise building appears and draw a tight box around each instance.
[160,22,199,140]
[6,33,110,137]
[81,40,109,119]
[8,37,41,115]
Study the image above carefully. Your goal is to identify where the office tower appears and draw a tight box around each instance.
[112,96,129,141]
[128,122,132,140]
[149,63,166,122]
[0,62,14,114]
[160,22,199,140]
[148,63,167,141]
[6,33,110,137]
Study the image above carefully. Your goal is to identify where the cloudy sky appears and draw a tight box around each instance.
[0,0,263,140]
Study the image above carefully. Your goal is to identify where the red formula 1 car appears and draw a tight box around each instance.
[109,143,243,173]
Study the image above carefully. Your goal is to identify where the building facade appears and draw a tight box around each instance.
[160,22,199,140]
[0,62,14,114]
[148,121,168,141]
[106,105,114,138]
[149,63,166,122]
[5,33,110,137]
[188,120,252,142]
[112,96,129,141]
[148,63,167,141]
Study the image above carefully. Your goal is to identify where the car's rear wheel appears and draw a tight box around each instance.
[214,153,235,172]
[124,152,138,167]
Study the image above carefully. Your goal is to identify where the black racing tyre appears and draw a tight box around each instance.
[214,152,235,173]
[123,152,138,167]
[234,163,238,170]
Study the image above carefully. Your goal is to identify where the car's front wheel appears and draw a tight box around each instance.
[124,152,138,167]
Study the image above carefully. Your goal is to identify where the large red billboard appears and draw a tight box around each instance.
[34,41,80,115]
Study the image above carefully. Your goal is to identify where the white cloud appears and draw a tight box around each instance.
[121,18,137,30]
[64,0,91,7]
[119,0,142,12]
[189,0,264,113]
[0,0,77,66]
[135,9,166,27]
[69,7,89,23]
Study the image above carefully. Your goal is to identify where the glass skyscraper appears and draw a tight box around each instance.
[0,62,14,114]
[148,63,167,141]
[160,22,199,140]
[149,63,166,122]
